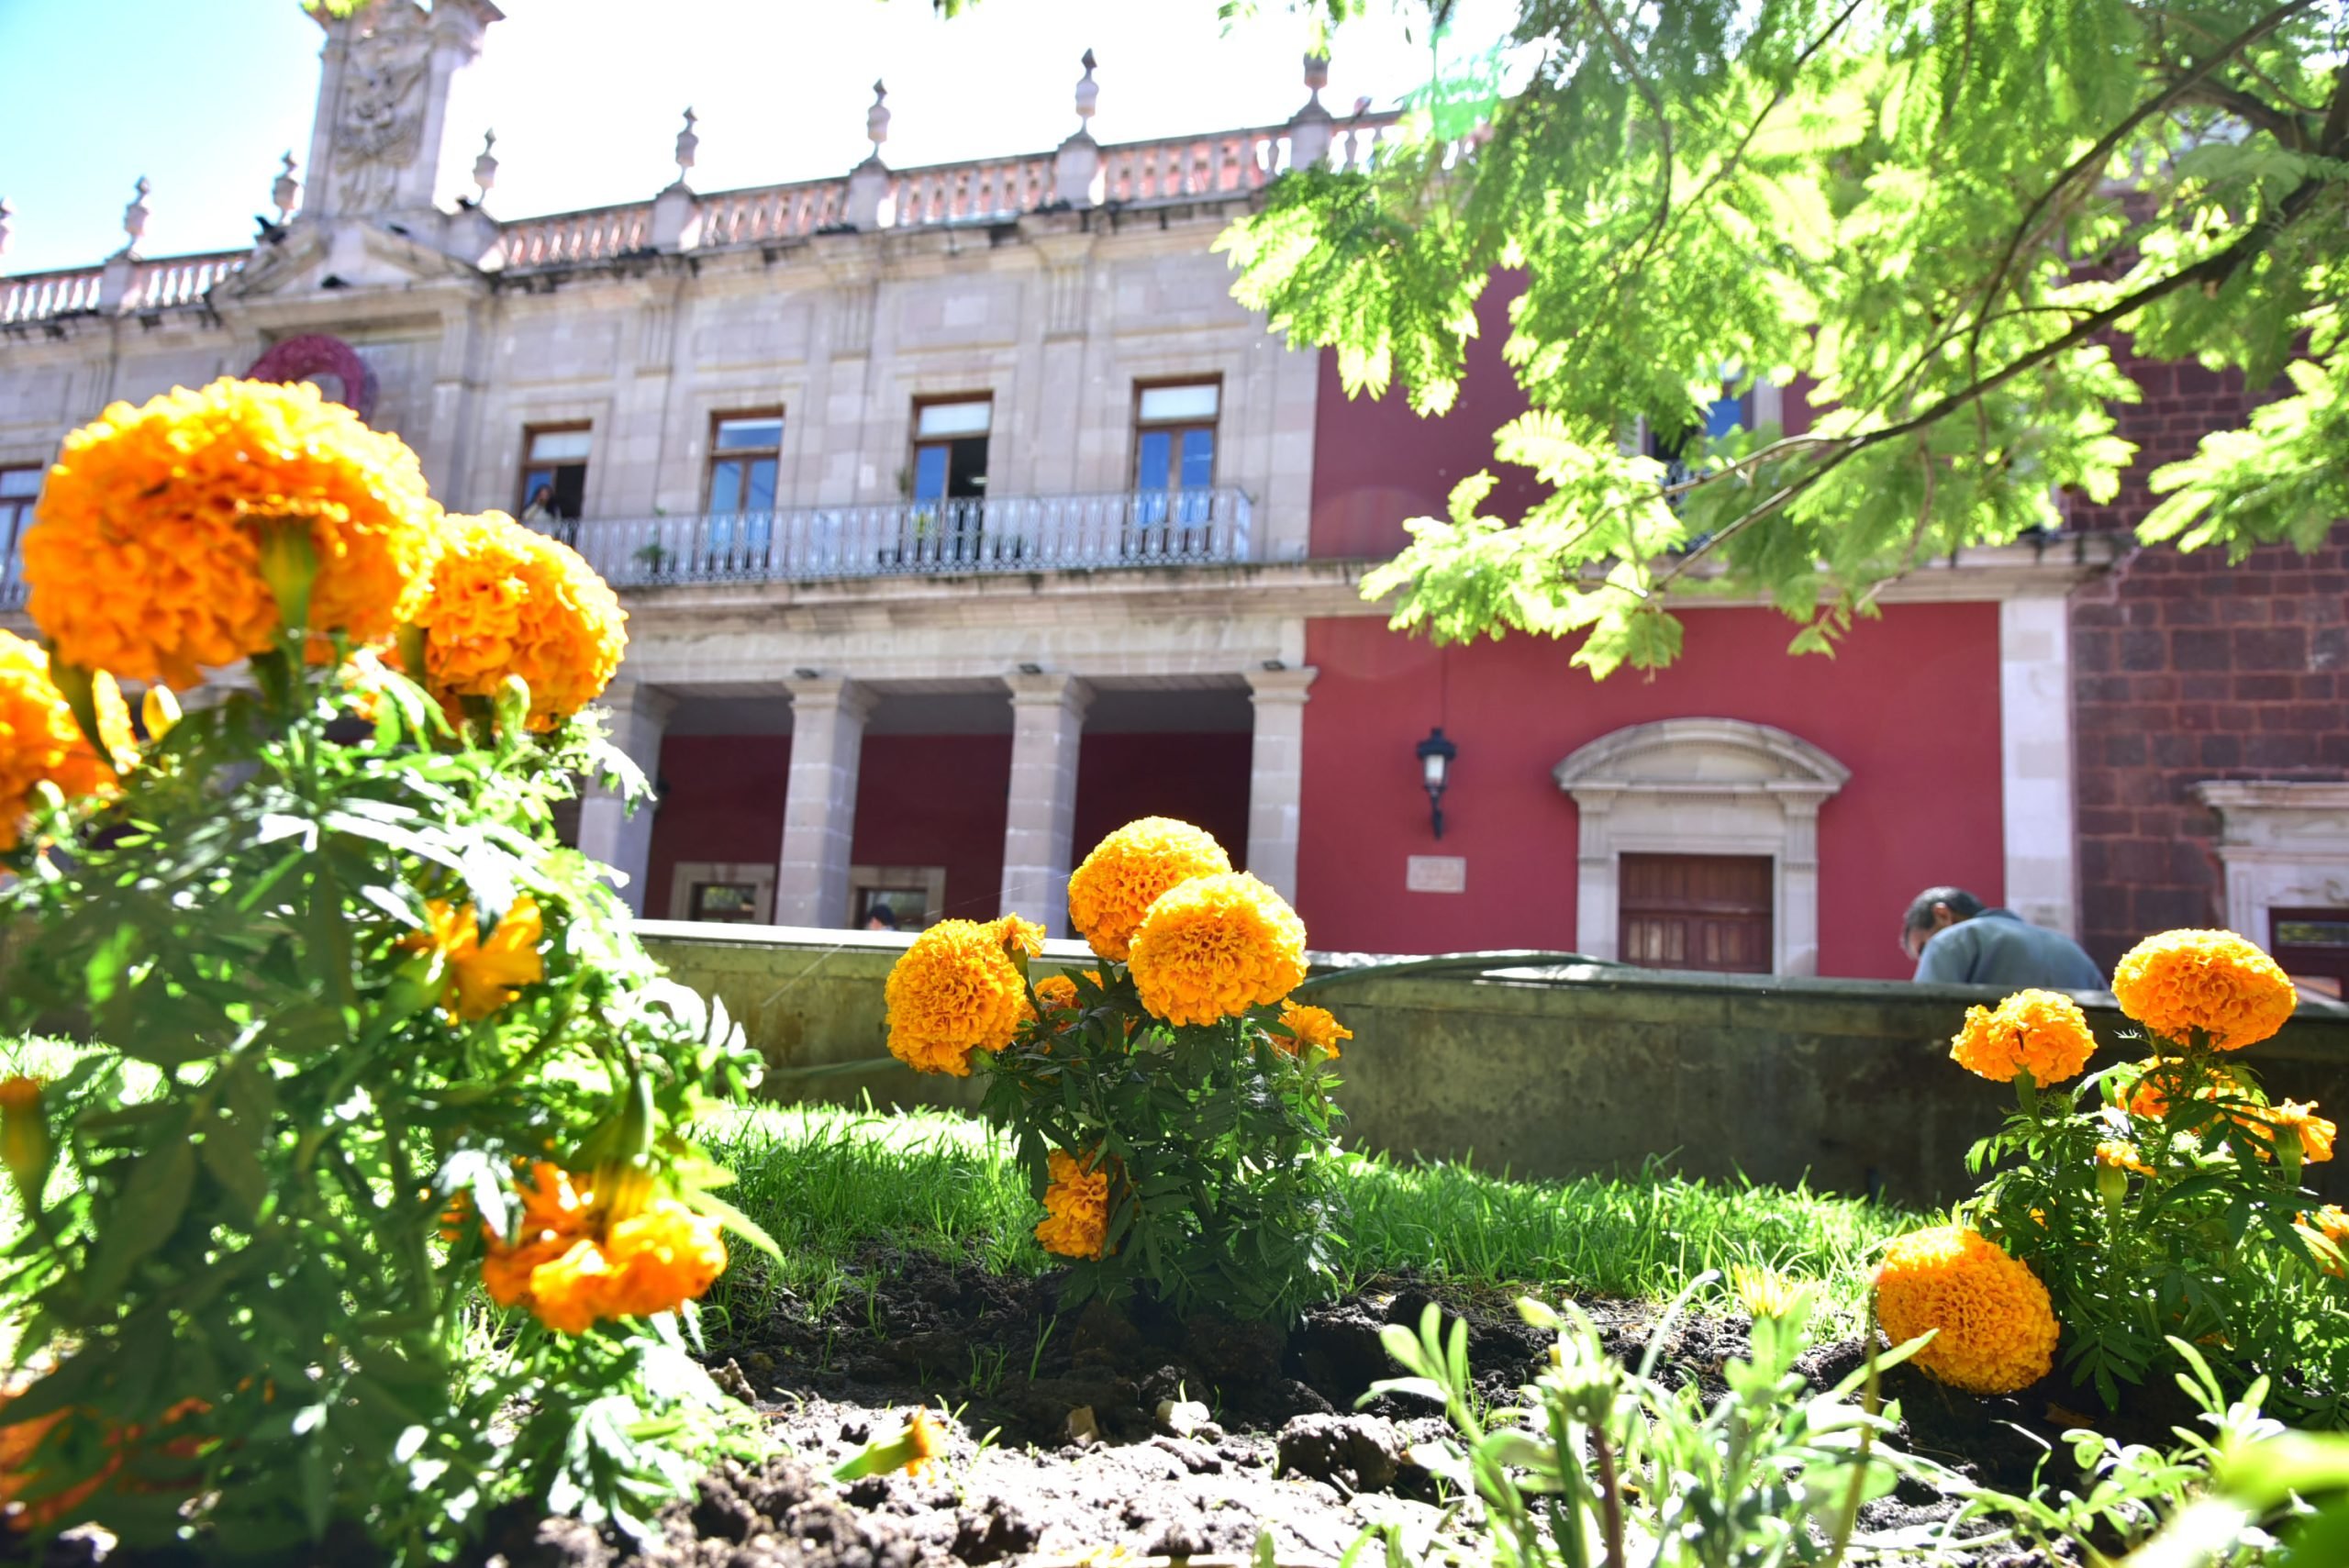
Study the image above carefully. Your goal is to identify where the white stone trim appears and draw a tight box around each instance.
[2192,782,2349,939]
[1553,718,1851,975]
[1243,665,1318,901]
[998,672,1093,932]
[1999,594,2079,936]
[575,682,675,915]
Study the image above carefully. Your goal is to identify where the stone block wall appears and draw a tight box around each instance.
[638,922,2349,1207]
[2065,350,2349,968]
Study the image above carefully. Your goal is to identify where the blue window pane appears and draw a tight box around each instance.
[914,446,949,502]
[1178,429,1214,488]
[1704,395,1743,439]
[710,462,742,515]
[1137,430,1172,492]
[747,458,776,512]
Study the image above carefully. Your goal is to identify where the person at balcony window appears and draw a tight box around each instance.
[1900,886,2102,989]
[520,483,556,528]
[863,906,899,933]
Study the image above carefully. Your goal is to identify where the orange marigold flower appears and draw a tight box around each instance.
[402,896,545,1021]
[1128,872,1308,1027]
[0,631,133,851]
[900,1408,945,1479]
[411,511,627,729]
[2254,1099,2336,1164]
[1031,973,1080,1018]
[1034,1149,1112,1261]
[2305,1204,2349,1276]
[989,915,1046,960]
[599,1198,729,1318]
[884,919,1029,1075]
[1875,1226,2060,1395]
[23,379,440,686]
[1277,1001,1351,1060]
[523,1237,617,1336]
[2094,1140,2152,1176]
[2112,929,2297,1051]
[1066,817,1232,962]
[1950,989,2097,1085]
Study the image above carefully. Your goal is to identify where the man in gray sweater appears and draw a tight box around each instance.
[1901,886,2105,989]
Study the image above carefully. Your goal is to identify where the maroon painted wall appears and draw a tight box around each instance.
[1297,603,2007,977]
[645,735,791,919]
[1072,732,1253,873]
[2065,350,2349,967]
[849,735,1015,925]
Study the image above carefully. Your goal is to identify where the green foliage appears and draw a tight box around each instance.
[1961,1041,2349,1424]
[1227,0,2349,673]
[978,964,1346,1320]
[0,643,767,1557]
[1371,1280,1943,1568]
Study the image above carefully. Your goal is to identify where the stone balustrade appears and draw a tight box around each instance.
[538,487,1253,590]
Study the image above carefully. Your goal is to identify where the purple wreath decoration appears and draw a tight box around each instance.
[245,334,380,425]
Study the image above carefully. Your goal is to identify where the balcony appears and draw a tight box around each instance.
[539,488,1253,589]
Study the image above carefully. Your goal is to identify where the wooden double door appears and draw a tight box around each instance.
[1618,853,1774,974]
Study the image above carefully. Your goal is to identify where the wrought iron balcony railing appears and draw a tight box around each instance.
[537,487,1252,588]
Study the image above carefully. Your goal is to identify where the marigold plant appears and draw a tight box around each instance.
[1876,1226,2060,1395]
[1064,815,1231,961]
[0,631,131,851]
[2111,928,2298,1051]
[0,384,768,1557]
[412,510,628,728]
[883,820,1344,1318]
[1954,930,2349,1419]
[1949,987,2096,1084]
[23,378,440,687]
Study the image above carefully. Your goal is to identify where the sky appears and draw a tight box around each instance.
[0,0,1521,278]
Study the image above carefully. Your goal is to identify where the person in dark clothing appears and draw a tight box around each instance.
[1901,885,2104,989]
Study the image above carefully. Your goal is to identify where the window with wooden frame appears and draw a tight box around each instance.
[1132,381,1219,528]
[0,466,40,601]
[517,424,592,526]
[910,397,992,505]
[706,412,782,516]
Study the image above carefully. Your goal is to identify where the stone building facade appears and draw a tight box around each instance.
[2,1,2341,984]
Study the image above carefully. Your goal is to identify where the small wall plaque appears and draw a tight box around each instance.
[1406,855,1467,895]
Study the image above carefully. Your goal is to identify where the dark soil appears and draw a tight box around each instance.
[482,1248,2110,1568]
[28,1251,2126,1566]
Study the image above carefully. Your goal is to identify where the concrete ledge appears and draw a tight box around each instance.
[640,920,2349,1206]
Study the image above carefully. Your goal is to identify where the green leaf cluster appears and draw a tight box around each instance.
[1226,0,2349,673]
[0,646,767,1559]
[976,964,1346,1321]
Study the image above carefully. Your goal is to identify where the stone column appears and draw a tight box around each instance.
[998,673,1093,933]
[774,677,877,929]
[1999,594,2079,936]
[576,682,676,916]
[1243,666,1317,902]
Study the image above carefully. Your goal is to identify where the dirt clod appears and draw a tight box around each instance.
[1275,1412,1404,1494]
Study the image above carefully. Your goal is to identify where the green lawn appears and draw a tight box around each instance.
[694,1099,1909,1332]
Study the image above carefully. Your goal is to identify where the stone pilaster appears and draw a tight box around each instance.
[576,682,676,916]
[1999,593,2079,936]
[774,677,877,928]
[1243,665,1317,902]
[998,673,1093,933]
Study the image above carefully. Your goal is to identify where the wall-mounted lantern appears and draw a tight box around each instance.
[1416,726,1457,840]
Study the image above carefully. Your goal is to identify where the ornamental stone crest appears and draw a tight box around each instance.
[330,6,431,215]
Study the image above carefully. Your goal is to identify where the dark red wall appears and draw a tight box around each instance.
[645,735,791,919]
[850,735,1015,925]
[1072,732,1253,873]
[1297,604,2006,976]
[2065,350,2349,966]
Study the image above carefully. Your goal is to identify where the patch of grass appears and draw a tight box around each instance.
[694,1100,1908,1339]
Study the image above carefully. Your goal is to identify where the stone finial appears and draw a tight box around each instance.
[865,81,890,157]
[272,152,301,222]
[1074,49,1098,129]
[1303,52,1330,108]
[472,129,498,202]
[1289,51,1335,169]
[673,106,699,184]
[0,198,13,262]
[121,176,151,255]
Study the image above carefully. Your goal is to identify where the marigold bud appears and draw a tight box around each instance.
[139,684,180,742]
[0,1075,51,1207]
